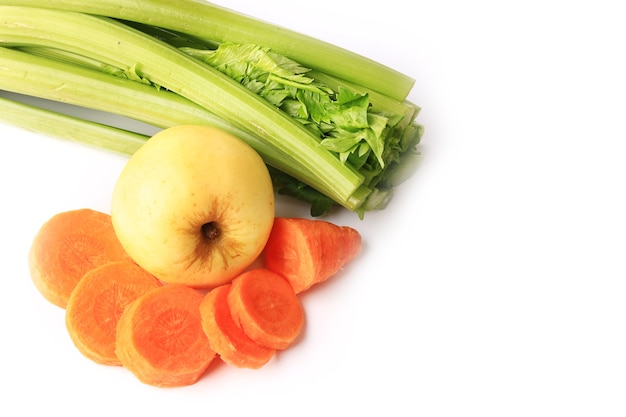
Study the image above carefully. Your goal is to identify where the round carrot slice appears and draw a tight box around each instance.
[28,208,129,308]
[116,284,216,387]
[65,261,162,366]
[227,269,304,350]
[200,284,275,369]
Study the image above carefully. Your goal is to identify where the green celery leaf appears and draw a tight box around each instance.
[362,113,388,168]
[319,135,362,153]
[280,98,308,119]
[296,89,331,125]
[327,88,370,131]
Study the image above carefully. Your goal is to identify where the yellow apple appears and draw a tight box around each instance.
[111,125,275,289]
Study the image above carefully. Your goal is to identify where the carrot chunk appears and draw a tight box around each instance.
[200,285,275,369]
[28,208,129,308]
[263,217,362,293]
[115,284,216,387]
[65,261,162,366]
[227,269,304,350]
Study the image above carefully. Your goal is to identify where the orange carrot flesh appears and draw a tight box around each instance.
[65,261,162,366]
[115,284,216,387]
[200,285,275,369]
[263,217,362,293]
[28,208,129,308]
[227,269,304,350]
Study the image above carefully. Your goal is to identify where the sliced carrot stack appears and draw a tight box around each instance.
[28,208,129,308]
[200,285,275,369]
[115,284,216,387]
[263,217,362,293]
[227,269,304,350]
[65,260,162,365]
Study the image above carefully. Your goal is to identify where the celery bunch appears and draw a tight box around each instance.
[0,1,422,217]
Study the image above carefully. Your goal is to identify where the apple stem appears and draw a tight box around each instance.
[202,222,220,241]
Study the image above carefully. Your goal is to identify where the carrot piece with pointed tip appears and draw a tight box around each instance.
[227,269,303,350]
[28,208,129,308]
[263,217,362,293]
[65,260,162,366]
[200,284,275,369]
[115,284,216,387]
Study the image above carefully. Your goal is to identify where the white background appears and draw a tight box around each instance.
[2,1,626,416]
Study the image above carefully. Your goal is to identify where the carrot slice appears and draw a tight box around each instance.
[200,284,275,369]
[28,208,129,308]
[227,269,304,350]
[263,217,362,293]
[115,284,216,387]
[65,261,162,366]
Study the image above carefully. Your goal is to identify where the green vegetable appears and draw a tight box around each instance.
[0,94,148,155]
[0,0,415,101]
[0,2,422,217]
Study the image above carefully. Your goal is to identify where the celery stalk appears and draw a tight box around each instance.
[0,47,215,131]
[0,95,147,155]
[0,0,414,101]
[0,6,367,211]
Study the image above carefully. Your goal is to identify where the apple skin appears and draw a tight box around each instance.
[111,125,275,289]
